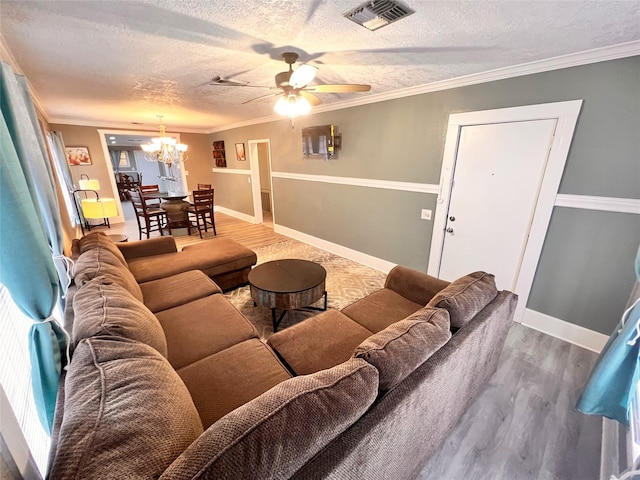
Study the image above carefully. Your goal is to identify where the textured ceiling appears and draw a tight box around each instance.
[1,0,639,132]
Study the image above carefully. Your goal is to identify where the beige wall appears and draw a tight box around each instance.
[50,124,117,202]
[49,124,213,217]
[180,132,214,191]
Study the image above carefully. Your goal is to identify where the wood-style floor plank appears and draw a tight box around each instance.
[418,323,601,480]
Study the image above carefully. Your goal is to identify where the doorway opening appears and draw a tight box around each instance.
[248,139,274,228]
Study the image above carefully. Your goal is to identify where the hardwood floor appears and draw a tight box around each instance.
[419,323,601,480]
[103,201,286,250]
[93,206,602,479]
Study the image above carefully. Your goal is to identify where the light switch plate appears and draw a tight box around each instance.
[421,209,432,220]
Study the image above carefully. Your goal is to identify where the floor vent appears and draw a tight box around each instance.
[343,0,415,31]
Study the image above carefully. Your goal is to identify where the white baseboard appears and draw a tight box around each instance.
[522,308,608,353]
[215,206,255,224]
[274,224,397,274]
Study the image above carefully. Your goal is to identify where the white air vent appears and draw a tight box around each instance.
[343,0,415,31]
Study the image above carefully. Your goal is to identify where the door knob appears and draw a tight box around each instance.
[446,228,454,233]
[449,216,456,221]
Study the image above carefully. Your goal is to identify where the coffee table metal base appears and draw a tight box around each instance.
[268,291,328,332]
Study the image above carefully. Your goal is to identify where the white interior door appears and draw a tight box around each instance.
[438,119,557,292]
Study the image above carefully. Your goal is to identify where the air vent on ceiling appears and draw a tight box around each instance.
[343,0,415,31]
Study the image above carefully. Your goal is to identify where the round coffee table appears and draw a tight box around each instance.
[248,259,327,332]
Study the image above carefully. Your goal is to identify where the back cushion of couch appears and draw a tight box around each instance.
[427,271,498,329]
[71,232,128,266]
[74,247,143,302]
[47,337,203,480]
[159,358,379,480]
[354,307,451,391]
[72,277,167,357]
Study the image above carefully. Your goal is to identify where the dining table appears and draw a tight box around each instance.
[142,191,192,230]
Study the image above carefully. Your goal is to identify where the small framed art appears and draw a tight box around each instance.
[212,140,226,168]
[235,143,246,161]
[65,146,92,166]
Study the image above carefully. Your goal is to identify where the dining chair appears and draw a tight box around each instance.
[128,187,170,240]
[186,189,216,239]
[140,184,161,207]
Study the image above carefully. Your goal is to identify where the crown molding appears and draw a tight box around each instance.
[47,117,211,134]
[0,35,50,122]
[208,41,640,133]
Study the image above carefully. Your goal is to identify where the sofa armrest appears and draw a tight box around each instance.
[117,237,178,261]
[384,265,450,305]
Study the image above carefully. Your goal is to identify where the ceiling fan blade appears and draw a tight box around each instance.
[300,91,322,106]
[242,92,281,104]
[210,76,273,88]
[289,64,318,88]
[305,84,371,93]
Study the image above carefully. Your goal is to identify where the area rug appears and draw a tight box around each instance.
[223,239,386,339]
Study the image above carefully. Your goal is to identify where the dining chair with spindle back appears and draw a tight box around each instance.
[140,184,161,207]
[128,187,170,240]
[186,189,216,239]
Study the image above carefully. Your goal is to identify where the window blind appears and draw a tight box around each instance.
[0,284,51,476]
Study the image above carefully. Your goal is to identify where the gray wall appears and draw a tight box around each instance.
[210,56,640,335]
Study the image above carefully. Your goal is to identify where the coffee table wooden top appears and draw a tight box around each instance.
[248,259,326,294]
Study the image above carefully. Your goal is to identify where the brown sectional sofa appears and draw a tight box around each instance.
[48,232,517,479]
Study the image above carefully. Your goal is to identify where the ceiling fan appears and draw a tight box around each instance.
[210,52,371,116]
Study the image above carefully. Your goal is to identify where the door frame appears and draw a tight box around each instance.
[97,128,187,224]
[247,139,273,225]
[427,100,582,322]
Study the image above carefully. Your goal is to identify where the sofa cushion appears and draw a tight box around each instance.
[127,237,257,283]
[427,271,498,328]
[354,307,451,390]
[154,294,257,369]
[384,265,451,305]
[74,248,143,302]
[72,278,168,357]
[140,270,223,313]
[71,231,128,266]
[160,358,378,480]
[47,337,203,480]
[177,339,293,428]
[267,309,373,375]
[342,288,424,333]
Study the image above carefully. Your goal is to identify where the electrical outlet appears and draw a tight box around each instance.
[421,209,432,220]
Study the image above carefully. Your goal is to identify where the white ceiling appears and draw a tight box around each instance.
[1,0,639,133]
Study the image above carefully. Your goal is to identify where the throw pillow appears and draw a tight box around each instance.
[427,271,498,328]
[47,337,203,479]
[354,307,451,390]
[159,358,379,480]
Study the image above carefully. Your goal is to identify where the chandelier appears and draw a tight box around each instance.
[141,116,188,168]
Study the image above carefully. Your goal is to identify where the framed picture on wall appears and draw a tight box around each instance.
[65,146,92,166]
[235,143,246,161]
[212,140,226,168]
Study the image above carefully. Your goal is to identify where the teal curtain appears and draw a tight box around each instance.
[0,61,67,433]
[577,245,640,426]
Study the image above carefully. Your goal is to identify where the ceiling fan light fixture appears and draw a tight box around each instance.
[289,64,319,88]
[274,95,312,118]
